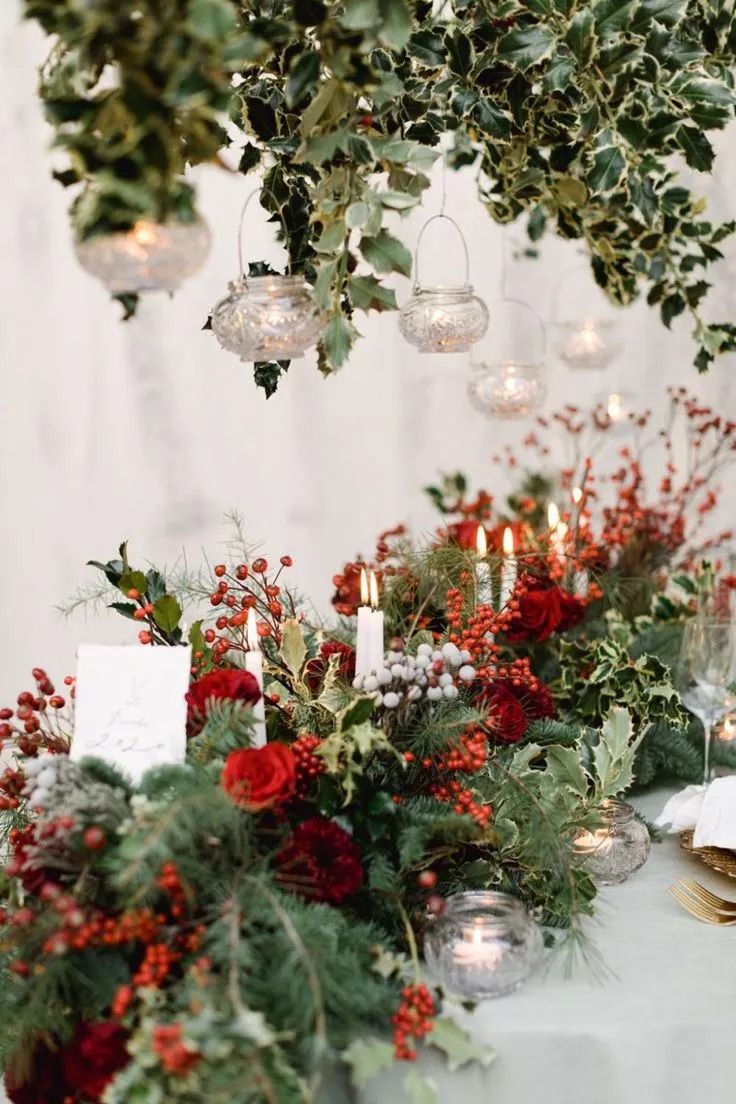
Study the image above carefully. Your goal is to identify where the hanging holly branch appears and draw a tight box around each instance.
[23,0,736,392]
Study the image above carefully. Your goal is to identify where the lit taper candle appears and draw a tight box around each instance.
[499,526,517,608]
[475,525,493,606]
[244,607,267,748]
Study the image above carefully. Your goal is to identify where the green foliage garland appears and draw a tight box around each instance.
[23,0,736,393]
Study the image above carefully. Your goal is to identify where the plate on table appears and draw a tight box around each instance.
[680,830,736,879]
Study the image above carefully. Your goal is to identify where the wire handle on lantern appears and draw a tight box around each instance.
[413,213,471,291]
[237,186,292,278]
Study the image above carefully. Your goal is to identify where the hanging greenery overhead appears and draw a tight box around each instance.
[24,0,736,393]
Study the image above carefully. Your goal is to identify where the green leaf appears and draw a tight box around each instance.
[429,1018,495,1073]
[593,707,647,798]
[253,361,290,397]
[348,275,398,312]
[152,594,182,634]
[546,745,588,797]
[186,0,237,39]
[677,126,714,172]
[594,0,637,34]
[410,29,446,67]
[108,601,137,621]
[403,1069,439,1104]
[188,621,206,654]
[118,570,147,597]
[344,1037,395,1088]
[321,314,357,369]
[280,619,307,678]
[543,54,575,92]
[565,9,595,66]
[474,98,512,138]
[640,0,688,27]
[346,201,370,229]
[360,230,412,275]
[339,696,376,731]
[286,50,320,107]
[498,26,556,71]
[445,30,473,77]
[588,145,626,194]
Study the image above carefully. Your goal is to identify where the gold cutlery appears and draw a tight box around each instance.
[668,881,736,925]
[676,877,736,913]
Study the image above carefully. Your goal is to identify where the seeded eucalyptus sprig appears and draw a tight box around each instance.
[24,0,736,392]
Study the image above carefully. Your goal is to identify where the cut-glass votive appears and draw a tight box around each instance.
[573,798,650,885]
[399,286,489,353]
[75,218,211,293]
[211,274,323,361]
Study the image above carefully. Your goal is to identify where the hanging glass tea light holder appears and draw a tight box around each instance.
[592,387,638,432]
[399,214,489,353]
[210,189,324,362]
[75,214,211,294]
[468,297,547,419]
[552,265,623,372]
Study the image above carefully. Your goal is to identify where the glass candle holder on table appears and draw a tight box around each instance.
[423,891,542,1000]
[573,798,650,885]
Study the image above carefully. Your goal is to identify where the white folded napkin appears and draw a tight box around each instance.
[693,777,736,849]
[656,784,708,833]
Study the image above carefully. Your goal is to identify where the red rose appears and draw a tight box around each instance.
[519,680,556,720]
[62,1022,129,1101]
[186,668,261,734]
[504,576,563,643]
[222,742,296,811]
[305,641,356,692]
[558,591,586,633]
[483,682,529,743]
[6,1042,67,1104]
[278,817,363,903]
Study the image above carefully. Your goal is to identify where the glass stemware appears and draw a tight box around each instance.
[675,620,736,783]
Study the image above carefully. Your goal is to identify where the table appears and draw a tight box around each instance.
[357,788,736,1104]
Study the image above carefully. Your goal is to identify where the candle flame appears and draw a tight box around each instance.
[475,525,488,558]
[360,566,369,606]
[246,607,261,652]
[502,526,514,556]
[369,569,379,610]
[547,502,560,530]
[572,487,583,505]
[132,220,159,247]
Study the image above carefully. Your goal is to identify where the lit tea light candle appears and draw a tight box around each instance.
[475,525,492,606]
[499,526,516,608]
[245,607,267,748]
[547,502,567,557]
[452,919,504,968]
[573,825,613,857]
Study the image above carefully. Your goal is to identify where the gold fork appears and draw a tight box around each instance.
[668,883,736,925]
[677,878,736,913]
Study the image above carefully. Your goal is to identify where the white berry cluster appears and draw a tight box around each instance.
[352,642,476,710]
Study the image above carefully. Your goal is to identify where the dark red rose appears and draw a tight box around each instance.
[504,576,563,643]
[186,668,261,734]
[6,1042,67,1104]
[222,743,296,811]
[482,682,529,743]
[305,641,356,692]
[62,1022,129,1101]
[278,817,363,903]
[558,591,586,632]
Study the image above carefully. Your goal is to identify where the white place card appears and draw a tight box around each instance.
[71,644,191,783]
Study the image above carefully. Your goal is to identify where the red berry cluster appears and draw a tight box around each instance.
[439,728,487,774]
[201,556,295,662]
[156,862,188,920]
[0,668,71,758]
[428,779,492,829]
[392,983,436,1060]
[291,733,326,795]
[152,1024,201,1075]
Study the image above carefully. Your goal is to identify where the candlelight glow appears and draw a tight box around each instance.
[369,569,379,609]
[547,502,560,530]
[245,607,261,652]
[360,566,369,606]
[476,525,488,558]
[503,526,514,556]
[132,220,159,247]
[607,392,623,421]
[572,487,583,505]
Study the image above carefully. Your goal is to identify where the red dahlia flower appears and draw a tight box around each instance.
[278,817,363,903]
[62,1022,130,1101]
[186,668,261,734]
[305,641,356,691]
[222,743,297,812]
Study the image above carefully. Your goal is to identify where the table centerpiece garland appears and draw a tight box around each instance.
[332,387,736,794]
[0,516,663,1104]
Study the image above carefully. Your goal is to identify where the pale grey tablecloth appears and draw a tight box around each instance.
[358,789,736,1104]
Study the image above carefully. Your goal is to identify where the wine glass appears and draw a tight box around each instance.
[675,620,736,783]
